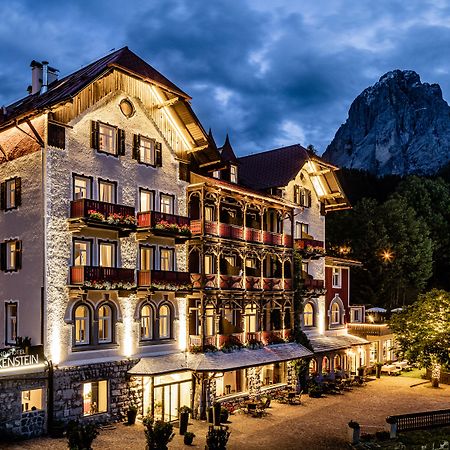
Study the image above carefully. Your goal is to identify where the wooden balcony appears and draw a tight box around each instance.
[70,266,135,289]
[137,269,191,291]
[189,335,216,348]
[245,276,262,290]
[348,323,393,337]
[218,333,244,347]
[302,275,326,297]
[191,273,219,289]
[190,220,292,247]
[137,211,190,239]
[263,277,283,290]
[219,275,243,290]
[69,198,136,235]
[295,238,325,259]
[261,329,290,344]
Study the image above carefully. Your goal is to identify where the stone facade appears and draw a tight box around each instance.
[53,359,140,423]
[0,372,48,439]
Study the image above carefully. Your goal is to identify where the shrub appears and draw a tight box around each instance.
[220,407,229,424]
[143,415,174,450]
[66,420,99,450]
[206,425,230,450]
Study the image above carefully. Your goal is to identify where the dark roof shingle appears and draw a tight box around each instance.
[1,47,189,127]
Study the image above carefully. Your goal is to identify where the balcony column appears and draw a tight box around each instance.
[242,201,247,240]
[281,305,285,332]
[214,305,221,348]
[281,255,285,288]
[215,193,221,235]
[200,187,205,235]
[200,294,206,348]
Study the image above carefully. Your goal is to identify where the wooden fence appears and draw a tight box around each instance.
[386,409,450,433]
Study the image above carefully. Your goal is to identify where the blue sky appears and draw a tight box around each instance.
[1,0,450,155]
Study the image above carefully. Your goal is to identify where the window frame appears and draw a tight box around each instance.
[98,178,117,204]
[330,302,341,325]
[139,188,155,213]
[140,303,154,341]
[3,239,21,272]
[139,245,155,271]
[5,301,18,345]
[158,303,172,339]
[160,193,174,214]
[98,240,118,268]
[160,247,174,271]
[204,254,214,275]
[5,178,18,210]
[303,302,315,327]
[139,136,156,166]
[74,303,91,346]
[230,165,238,183]
[97,303,113,344]
[72,173,93,200]
[97,122,118,156]
[73,238,93,266]
[332,267,342,288]
[82,380,109,416]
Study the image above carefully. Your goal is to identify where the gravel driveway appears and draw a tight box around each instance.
[4,375,450,450]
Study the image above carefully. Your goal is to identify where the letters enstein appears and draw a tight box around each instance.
[0,346,44,370]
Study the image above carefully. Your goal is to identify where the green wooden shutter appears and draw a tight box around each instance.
[179,161,190,181]
[15,240,22,270]
[117,129,126,155]
[15,178,22,207]
[0,242,6,271]
[133,134,141,160]
[155,142,162,167]
[0,182,5,210]
[91,121,99,150]
[307,189,312,207]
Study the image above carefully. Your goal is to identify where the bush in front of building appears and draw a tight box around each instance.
[66,420,99,450]
[143,414,174,450]
[205,425,231,450]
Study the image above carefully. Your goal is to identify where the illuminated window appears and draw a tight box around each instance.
[159,305,171,339]
[205,205,214,222]
[160,194,173,214]
[22,389,43,412]
[83,380,108,416]
[303,303,314,327]
[73,240,91,266]
[140,304,153,340]
[98,123,116,155]
[140,137,155,165]
[98,180,116,203]
[98,305,112,343]
[204,254,214,275]
[331,302,340,325]
[295,222,309,238]
[140,189,154,212]
[212,170,220,179]
[6,179,16,209]
[244,304,257,333]
[294,186,311,207]
[332,267,341,288]
[5,302,17,345]
[73,175,91,200]
[2,240,21,272]
[99,242,116,267]
[140,246,153,271]
[230,165,238,183]
[205,305,215,336]
[75,305,90,345]
[160,248,174,271]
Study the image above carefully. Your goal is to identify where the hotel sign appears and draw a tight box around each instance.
[0,345,45,371]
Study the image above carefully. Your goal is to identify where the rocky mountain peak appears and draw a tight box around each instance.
[323,69,450,176]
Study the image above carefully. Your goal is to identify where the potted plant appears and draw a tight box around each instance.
[178,405,191,435]
[206,425,231,450]
[219,407,229,424]
[348,420,361,445]
[357,366,366,378]
[213,402,222,426]
[127,405,138,425]
[375,362,383,378]
[183,431,195,445]
[143,415,174,450]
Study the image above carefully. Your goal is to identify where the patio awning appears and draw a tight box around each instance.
[128,343,313,376]
[191,343,313,372]
[308,334,369,354]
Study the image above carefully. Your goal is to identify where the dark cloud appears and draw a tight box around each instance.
[1,0,450,156]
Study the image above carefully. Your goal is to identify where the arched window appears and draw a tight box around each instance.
[304,303,314,327]
[140,304,153,340]
[75,305,90,345]
[159,304,171,339]
[98,304,112,343]
[322,356,330,373]
[309,358,317,375]
[334,354,341,370]
[331,302,341,325]
[244,304,257,333]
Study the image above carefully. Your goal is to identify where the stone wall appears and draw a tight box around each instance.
[0,372,48,439]
[53,359,140,424]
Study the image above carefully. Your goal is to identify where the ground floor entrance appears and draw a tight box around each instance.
[143,371,192,422]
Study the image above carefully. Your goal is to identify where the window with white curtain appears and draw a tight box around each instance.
[99,180,116,203]
[140,304,153,340]
[99,242,115,267]
[159,305,171,339]
[98,305,112,343]
[75,305,90,345]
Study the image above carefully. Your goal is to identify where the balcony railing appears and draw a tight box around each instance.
[191,274,291,291]
[246,276,262,290]
[347,323,392,337]
[263,277,283,290]
[137,211,190,237]
[191,274,218,289]
[70,199,136,231]
[137,269,191,290]
[189,335,216,348]
[218,333,244,347]
[190,220,291,247]
[70,266,135,289]
[295,238,325,259]
[219,275,243,290]
[302,275,326,297]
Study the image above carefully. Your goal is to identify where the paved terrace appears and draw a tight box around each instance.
[6,375,450,450]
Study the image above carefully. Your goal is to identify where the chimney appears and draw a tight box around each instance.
[30,60,59,95]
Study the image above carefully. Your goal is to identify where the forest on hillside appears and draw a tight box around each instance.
[325,166,450,308]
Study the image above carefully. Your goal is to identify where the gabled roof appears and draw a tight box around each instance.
[238,144,312,190]
[0,46,189,128]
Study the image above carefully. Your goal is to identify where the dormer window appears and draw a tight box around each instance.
[212,170,220,179]
[230,165,238,183]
